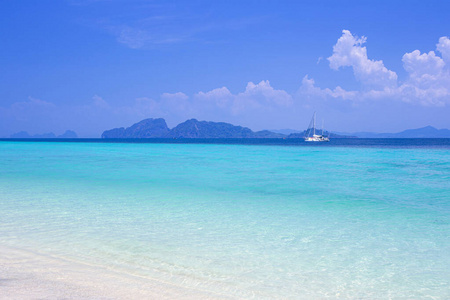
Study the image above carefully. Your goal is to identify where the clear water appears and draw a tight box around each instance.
[1,141,449,298]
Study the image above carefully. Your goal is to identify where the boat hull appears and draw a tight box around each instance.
[304,136,330,142]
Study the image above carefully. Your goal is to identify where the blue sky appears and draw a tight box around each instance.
[1,0,450,137]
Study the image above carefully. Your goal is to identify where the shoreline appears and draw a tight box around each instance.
[0,244,227,299]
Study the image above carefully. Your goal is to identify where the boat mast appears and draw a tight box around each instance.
[313,112,316,136]
[322,119,324,136]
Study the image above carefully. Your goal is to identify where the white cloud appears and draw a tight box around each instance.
[92,95,110,109]
[195,87,233,108]
[158,92,193,118]
[298,76,327,99]
[300,30,450,106]
[402,50,445,82]
[223,80,293,115]
[196,87,232,99]
[239,80,293,107]
[400,47,450,106]
[328,30,398,89]
[298,76,358,100]
[161,92,189,101]
[437,36,450,64]
[194,80,293,115]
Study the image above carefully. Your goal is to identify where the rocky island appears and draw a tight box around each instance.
[101,118,287,139]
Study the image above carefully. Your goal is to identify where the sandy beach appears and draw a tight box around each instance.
[0,245,227,300]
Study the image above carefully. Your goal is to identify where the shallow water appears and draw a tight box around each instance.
[1,141,449,298]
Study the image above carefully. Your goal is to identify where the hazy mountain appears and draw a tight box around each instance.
[9,130,77,138]
[348,126,450,138]
[253,130,286,138]
[10,131,56,138]
[10,131,31,138]
[34,132,56,138]
[269,129,302,135]
[392,126,450,138]
[57,130,78,138]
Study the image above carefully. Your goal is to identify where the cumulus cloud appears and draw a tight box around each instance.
[328,30,398,89]
[161,92,189,101]
[159,92,193,117]
[299,76,358,100]
[195,87,233,109]
[300,30,450,106]
[437,36,450,63]
[194,80,293,116]
[402,50,445,81]
[398,38,450,105]
[240,80,293,107]
[222,80,291,115]
[400,49,450,105]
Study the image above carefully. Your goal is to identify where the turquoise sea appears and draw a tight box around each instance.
[1,140,449,298]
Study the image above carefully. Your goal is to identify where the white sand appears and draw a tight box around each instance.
[0,245,229,299]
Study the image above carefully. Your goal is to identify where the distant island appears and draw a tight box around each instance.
[7,123,450,139]
[101,118,354,139]
[346,126,450,138]
[9,130,78,139]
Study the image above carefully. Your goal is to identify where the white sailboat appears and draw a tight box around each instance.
[304,112,330,142]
